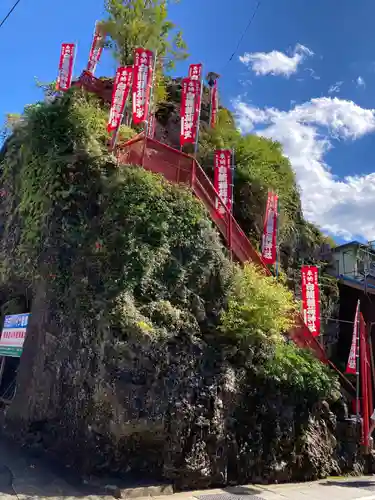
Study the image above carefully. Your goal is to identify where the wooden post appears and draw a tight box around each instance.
[360,313,370,450]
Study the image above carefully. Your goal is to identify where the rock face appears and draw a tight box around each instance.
[0,89,366,490]
[3,321,365,489]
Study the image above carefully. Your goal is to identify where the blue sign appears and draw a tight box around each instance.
[3,313,30,329]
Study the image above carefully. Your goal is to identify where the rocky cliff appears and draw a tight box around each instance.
[0,88,366,489]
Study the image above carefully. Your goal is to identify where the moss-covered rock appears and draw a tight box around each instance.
[0,88,362,489]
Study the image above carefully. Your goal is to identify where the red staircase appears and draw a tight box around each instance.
[116,134,330,363]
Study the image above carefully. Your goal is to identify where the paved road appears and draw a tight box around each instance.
[175,479,375,500]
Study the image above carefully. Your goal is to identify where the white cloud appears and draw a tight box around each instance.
[233,96,375,240]
[328,81,343,94]
[239,43,313,77]
[357,76,366,88]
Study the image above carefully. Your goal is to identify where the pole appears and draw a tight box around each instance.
[231,149,235,215]
[142,50,157,167]
[316,264,324,350]
[356,303,361,424]
[275,196,280,280]
[110,124,120,152]
[228,149,235,261]
[194,75,204,158]
[144,50,157,140]
[360,313,370,449]
[369,323,375,410]
[209,85,213,128]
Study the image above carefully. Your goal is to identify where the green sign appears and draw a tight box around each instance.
[0,346,23,357]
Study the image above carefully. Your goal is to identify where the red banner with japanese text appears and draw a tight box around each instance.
[301,265,321,338]
[56,43,76,91]
[87,22,105,75]
[346,300,360,374]
[107,66,133,133]
[261,192,278,264]
[210,80,219,128]
[132,48,154,125]
[180,78,201,146]
[214,150,232,217]
[189,63,202,81]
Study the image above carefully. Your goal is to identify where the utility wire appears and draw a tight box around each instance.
[220,0,262,74]
[0,0,22,30]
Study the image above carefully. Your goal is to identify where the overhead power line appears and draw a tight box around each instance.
[220,0,262,74]
[0,0,22,31]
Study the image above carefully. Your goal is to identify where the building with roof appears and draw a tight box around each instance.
[329,240,375,294]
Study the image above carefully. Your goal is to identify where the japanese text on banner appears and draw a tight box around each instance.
[180,78,201,146]
[261,192,278,265]
[132,48,154,125]
[214,150,232,217]
[301,265,321,337]
[108,66,133,133]
[87,22,105,75]
[345,300,360,374]
[189,63,202,81]
[56,43,76,92]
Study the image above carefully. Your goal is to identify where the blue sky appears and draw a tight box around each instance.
[2,0,375,243]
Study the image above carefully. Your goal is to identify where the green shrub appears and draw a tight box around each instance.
[220,263,297,343]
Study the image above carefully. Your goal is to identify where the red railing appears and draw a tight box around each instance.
[116,134,333,363]
[73,71,113,103]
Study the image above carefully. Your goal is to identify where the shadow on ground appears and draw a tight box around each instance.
[321,480,375,489]
[0,433,116,498]
[194,485,263,500]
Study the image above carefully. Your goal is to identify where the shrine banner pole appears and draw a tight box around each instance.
[360,313,370,448]
[194,76,203,158]
[356,304,361,423]
[209,85,213,128]
[142,50,157,167]
[231,149,235,214]
[275,196,280,280]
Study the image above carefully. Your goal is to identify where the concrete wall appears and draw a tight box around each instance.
[333,247,358,278]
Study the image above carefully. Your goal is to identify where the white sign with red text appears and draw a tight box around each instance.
[132,48,154,125]
[0,313,30,357]
[56,43,76,91]
[214,150,232,217]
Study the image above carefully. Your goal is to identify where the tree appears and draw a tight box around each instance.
[101,0,188,103]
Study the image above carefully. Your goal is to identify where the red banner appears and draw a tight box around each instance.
[301,265,321,338]
[107,66,133,133]
[214,150,232,217]
[87,22,105,75]
[189,63,202,81]
[132,48,154,125]
[56,43,76,91]
[210,80,219,128]
[261,192,278,264]
[180,78,201,146]
[346,300,360,374]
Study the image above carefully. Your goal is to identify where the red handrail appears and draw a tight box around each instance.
[115,135,353,375]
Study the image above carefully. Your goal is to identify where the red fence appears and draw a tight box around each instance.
[116,134,333,364]
[73,71,113,103]
[117,135,267,268]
